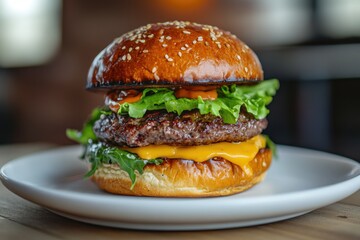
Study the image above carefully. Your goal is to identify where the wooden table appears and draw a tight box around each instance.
[0,144,359,240]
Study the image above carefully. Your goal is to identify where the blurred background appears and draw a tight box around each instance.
[0,0,359,161]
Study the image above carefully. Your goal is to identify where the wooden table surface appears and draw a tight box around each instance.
[0,143,359,240]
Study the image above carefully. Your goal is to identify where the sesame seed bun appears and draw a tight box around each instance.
[87,21,263,90]
[91,148,271,197]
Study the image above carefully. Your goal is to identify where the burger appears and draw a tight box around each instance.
[67,21,279,197]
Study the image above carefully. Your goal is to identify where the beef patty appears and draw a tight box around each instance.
[94,110,268,147]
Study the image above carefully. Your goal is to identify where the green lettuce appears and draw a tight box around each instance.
[117,79,279,124]
[66,108,162,187]
[83,142,162,189]
[264,135,278,159]
[66,108,106,145]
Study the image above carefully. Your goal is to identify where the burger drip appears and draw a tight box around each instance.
[105,90,142,112]
[174,88,218,100]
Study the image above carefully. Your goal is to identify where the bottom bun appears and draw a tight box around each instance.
[92,148,272,197]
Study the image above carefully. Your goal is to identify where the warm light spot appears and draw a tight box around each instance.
[153,0,211,12]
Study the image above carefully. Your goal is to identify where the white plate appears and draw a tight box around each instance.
[1,145,360,231]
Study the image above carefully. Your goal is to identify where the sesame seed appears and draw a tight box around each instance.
[127,53,131,60]
[178,52,182,57]
[162,44,168,48]
[225,43,230,48]
[152,67,157,73]
[193,40,197,44]
[139,39,146,43]
[146,24,152,29]
[154,73,160,81]
[128,47,133,52]
[202,27,209,31]
[135,46,140,50]
[242,48,246,53]
[143,49,149,53]
[166,36,172,40]
[185,44,189,48]
[148,34,154,38]
[236,55,241,60]
[197,36,203,42]
[183,30,191,34]
[180,47,186,51]
[122,55,126,61]
[204,41,209,46]
[165,54,173,62]
[159,29,164,35]
[262,161,267,167]
[244,44,249,49]
[121,46,126,50]
[245,67,248,72]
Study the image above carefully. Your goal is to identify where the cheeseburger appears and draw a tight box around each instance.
[67,21,279,197]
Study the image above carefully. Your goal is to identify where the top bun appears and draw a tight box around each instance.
[87,21,263,90]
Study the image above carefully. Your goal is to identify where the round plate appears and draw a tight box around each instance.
[1,145,360,231]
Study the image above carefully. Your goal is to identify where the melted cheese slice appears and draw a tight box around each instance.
[124,135,266,176]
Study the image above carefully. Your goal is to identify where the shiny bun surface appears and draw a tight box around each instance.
[87,21,263,90]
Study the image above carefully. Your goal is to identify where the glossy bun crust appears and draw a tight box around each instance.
[91,148,271,197]
[87,21,263,90]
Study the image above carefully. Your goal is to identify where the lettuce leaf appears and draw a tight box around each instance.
[66,108,162,187]
[117,79,279,124]
[84,142,162,189]
[264,135,278,159]
[66,108,109,145]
